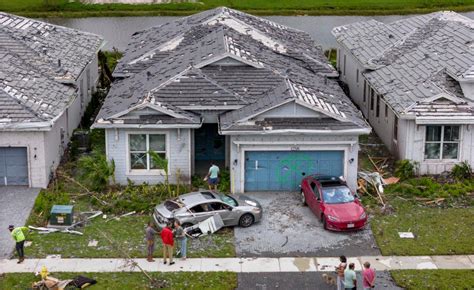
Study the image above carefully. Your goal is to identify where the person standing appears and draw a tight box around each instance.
[173,220,187,260]
[362,261,376,290]
[145,222,158,262]
[161,222,175,265]
[336,255,347,290]
[344,263,357,290]
[206,162,220,191]
[8,225,28,263]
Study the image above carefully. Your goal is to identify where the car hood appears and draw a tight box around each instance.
[234,194,262,208]
[324,202,365,221]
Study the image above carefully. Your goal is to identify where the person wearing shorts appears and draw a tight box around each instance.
[206,162,220,191]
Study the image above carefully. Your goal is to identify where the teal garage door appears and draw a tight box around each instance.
[0,147,29,186]
[244,151,344,192]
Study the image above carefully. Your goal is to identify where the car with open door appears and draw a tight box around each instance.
[153,191,263,229]
[300,175,367,231]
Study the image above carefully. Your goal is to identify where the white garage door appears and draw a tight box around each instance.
[0,147,29,186]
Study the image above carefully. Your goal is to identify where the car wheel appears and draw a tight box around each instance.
[322,215,328,230]
[301,191,307,206]
[182,223,193,229]
[239,213,254,228]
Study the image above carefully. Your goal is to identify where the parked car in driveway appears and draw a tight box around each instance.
[300,175,367,231]
[153,191,263,229]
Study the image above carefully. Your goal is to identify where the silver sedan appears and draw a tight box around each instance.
[153,191,263,228]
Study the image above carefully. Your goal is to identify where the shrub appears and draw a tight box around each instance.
[31,190,70,224]
[451,161,472,180]
[395,159,417,180]
[77,150,115,192]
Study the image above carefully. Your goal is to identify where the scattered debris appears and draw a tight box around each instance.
[105,211,136,223]
[398,232,415,239]
[29,225,83,236]
[383,177,400,185]
[281,236,289,247]
[186,214,224,238]
[88,240,99,247]
[358,171,386,207]
[24,241,33,247]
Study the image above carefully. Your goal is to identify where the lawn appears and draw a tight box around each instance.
[370,198,474,256]
[0,272,237,290]
[391,270,474,289]
[1,0,473,18]
[24,216,235,259]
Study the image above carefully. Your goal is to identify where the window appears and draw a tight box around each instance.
[394,116,398,141]
[424,125,460,160]
[129,134,166,170]
[343,55,346,76]
[363,81,367,103]
[370,89,375,111]
[356,69,359,83]
[310,181,320,199]
[376,94,380,117]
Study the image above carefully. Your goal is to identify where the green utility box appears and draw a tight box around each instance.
[50,205,74,226]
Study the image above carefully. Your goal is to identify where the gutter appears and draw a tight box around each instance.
[92,122,203,129]
[219,127,371,135]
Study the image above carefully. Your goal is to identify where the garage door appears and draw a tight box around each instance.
[244,151,344,191]
[0,147,29,186]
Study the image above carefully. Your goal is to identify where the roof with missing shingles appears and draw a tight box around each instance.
[0,12,103,125]
[332,11,474,116]
[97,7,369,131]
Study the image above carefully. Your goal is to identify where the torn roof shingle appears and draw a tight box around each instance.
[333,11,474,115]
[98,7,368,131]
[0,12,103,125]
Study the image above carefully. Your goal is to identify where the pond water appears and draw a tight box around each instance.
[41,12,474,50]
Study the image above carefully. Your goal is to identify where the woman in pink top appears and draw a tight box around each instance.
[362,261,376,289]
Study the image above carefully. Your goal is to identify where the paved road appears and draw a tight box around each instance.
[0,187,40,258]
[234,192,380,257]
[237,271,403,290]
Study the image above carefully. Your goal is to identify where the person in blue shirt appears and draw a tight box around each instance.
[206,162,220,191]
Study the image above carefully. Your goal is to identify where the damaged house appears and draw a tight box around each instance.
[94,7,370,192]
[0,13,103,187]
[333,11,474,174]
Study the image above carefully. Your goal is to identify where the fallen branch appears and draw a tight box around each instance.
[56,171,108,206]
[105,211,136,223]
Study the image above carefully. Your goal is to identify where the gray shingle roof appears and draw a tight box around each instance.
[333,11,474,116]
[97,7,368,132]
[0,12,103,125]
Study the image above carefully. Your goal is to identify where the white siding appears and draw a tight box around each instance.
[403,123,474,175]
[229,134,360,193]
[256,101,323,119]
[106,128,192,185]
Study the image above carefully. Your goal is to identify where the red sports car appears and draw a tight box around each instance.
[300,175,367,231]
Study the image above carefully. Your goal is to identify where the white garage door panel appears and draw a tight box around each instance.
[0,147,29,186]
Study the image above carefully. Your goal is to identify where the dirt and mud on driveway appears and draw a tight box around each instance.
[234,192,380,257]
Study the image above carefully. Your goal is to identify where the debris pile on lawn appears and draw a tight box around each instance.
[32,266,97,290]
[29,210,102,236]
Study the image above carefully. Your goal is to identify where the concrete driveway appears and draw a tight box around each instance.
[0,187,40,258]
[234,192,380,257]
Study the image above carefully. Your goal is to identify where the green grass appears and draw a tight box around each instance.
[24,216,235,259]
[1,0,473,18]
[370,199,474,255]
[0,272,237,290]
[391,270,474,290]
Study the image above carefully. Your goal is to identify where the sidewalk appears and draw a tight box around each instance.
[1,255,473,274]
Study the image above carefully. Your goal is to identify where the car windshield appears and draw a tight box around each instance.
[164,199,183,211]
[322,186,355,204]
[219,194,238,207]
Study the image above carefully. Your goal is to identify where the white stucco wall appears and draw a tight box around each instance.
[105,128,192,185]
[0,131,46,187]
[229,134,360,193]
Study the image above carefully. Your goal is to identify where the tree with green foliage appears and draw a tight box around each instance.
[77,150,115,192]
[148,151,171,196]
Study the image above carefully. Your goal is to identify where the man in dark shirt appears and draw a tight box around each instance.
[145,222,158,262]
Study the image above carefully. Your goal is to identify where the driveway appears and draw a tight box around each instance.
[0,187,40,258]
[234,192,380,257]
